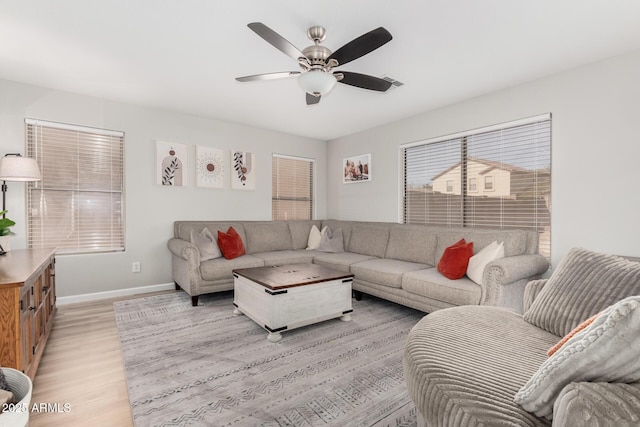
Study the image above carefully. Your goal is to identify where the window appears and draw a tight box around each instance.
[272,154,314,220]
[25,119,125,254]
[469,178,477,192]
[402,114,551,257]
[446,180,454,193]
[484,175,494,190]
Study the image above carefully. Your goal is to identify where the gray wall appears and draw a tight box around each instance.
[327,49,640,268]
[0,80,326,297]
[3,48,639,297]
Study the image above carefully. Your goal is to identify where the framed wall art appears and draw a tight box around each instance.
[343,153,371,184]
[157,141,188,186]
[231,151,256,190]
[196,146,225,188]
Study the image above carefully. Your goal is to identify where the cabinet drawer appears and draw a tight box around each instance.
[0,248,56,379]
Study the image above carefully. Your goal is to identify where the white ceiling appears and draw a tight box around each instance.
[1,1,640,141]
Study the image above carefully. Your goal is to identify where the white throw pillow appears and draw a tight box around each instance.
[466,241,504,284]
[514,295,640,420]
[306,225,327,250]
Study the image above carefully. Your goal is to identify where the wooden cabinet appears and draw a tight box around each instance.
[0,248,56,380]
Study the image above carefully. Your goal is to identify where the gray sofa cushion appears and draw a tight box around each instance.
[385,224,437,265]
[347,224,390,258]
[351,259,428,288]
[553,382,640,426]
[252,250,315,267]
[404,305,557,427]
[243,222,293,254]
[288,220,322,250]
[523,247,640,337]
[199,254,264,281]
[313,252,377,273]
[402,268,482,306]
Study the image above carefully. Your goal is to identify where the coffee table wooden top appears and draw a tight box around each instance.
[233,264,354,290]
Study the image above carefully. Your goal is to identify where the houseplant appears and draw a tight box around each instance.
[0,210,16,252]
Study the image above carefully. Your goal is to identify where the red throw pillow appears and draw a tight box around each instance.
[217,226,246,260]
[437,239,474,280]
[547,312,601,357]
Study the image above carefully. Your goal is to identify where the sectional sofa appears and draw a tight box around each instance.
[167,219,549,311]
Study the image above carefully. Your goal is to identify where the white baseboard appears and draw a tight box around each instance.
[57,283,176,305]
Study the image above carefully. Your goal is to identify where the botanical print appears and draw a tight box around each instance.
[231,151,255,190]
[196,146,224,188]
[157,141,187,186]
[343,153,371,183]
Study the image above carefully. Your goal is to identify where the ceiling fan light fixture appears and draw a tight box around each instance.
[297,70,337,97]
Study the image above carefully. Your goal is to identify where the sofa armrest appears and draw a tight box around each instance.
[553,382,640,426]
[167,238,200,263]
[481,254,550,306]
[523,279,549,312]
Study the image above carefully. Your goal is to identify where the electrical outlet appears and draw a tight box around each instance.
[132,261,141,273]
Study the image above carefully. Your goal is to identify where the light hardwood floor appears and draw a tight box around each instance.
[29,291,175,427]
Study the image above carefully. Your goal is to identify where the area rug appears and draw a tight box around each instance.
[114,291,424,427]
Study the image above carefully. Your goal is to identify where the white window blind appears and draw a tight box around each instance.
[25,119,125,254]
[272,154,314,221]
[404,137,462,227]
[402,115,551,258]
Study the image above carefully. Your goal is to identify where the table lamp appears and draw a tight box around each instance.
[0,153,42,254]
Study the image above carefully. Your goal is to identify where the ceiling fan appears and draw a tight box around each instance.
[236,22,394,105]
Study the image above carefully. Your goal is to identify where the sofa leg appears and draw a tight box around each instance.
[191,296,199,306]
[174,282,180,291]
[353,290,363,301]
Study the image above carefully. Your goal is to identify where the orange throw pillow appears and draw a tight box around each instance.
[437,239,474,280]
[217,226,246,260]
[547,312,601,357]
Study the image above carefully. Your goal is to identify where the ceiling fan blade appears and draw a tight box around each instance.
[337,71,393,92]
[327,27,392,66]
[306,93,321,105]
[247,22,306,61]
[236,71,300,82]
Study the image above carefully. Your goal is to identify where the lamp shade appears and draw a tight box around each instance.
[0,156,42,182]
[298,70,337,97]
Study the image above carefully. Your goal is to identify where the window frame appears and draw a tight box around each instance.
[399,113,551,257]
[469,177,477,192]
[484,175,494,191]
[271,153,315,221]
[25,118,125,255]
[446,180,454,193]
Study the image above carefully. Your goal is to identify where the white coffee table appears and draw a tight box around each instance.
[232,264,354,342]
